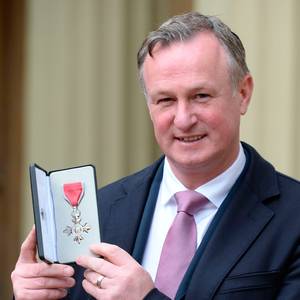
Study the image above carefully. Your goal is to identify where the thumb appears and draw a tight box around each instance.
[17,225,38,264]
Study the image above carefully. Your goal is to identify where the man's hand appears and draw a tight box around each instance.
[11,227,75,300]
[76,243,155,300]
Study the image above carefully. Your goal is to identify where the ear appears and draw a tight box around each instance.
[238,74,254,115]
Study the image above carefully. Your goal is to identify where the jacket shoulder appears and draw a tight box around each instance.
[98,156,164,198]
[276,172,300,202]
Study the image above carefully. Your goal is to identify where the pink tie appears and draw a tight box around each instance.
[155,190,208,299]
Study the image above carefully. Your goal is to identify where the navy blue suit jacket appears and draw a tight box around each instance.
[67,143,300,299]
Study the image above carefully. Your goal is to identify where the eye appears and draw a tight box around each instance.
[156,97,174,104]
[193,93,211,102]
[196,93,210,99]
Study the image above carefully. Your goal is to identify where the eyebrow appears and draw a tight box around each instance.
[150,82,214,96]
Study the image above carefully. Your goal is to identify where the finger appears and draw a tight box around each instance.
[76,256,116,278]
[14,287,68,300]
[83,269,109,289]
[16,262,74,278]
[82,278,104,300]
[89,243,132,266]
[22,276,75,289]
[17,226,37,264]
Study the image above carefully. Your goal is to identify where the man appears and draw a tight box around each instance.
[11,12,300,300]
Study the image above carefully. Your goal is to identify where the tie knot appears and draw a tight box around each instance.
[175,190,207,215]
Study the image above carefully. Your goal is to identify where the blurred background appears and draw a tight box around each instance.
[1,0,300,298]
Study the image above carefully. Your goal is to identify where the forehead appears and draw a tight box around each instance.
[143,32,231,92]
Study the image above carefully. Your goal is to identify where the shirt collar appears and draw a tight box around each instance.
[162,143,246,208]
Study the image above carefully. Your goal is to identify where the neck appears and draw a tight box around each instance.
[168,147,241,189]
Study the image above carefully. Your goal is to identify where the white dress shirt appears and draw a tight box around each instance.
[142,144,246,280]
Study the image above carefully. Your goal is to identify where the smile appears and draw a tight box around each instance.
[176,135,205,142]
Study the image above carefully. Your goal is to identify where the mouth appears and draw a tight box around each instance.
[176,135,206,143]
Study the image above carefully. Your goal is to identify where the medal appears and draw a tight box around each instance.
[63,182,91,244]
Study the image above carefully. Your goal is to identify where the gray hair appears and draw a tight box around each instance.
[137,12,249,95]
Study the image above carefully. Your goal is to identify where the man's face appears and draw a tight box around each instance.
[143,32,253,187]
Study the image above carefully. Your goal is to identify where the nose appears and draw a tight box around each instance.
[173,101,197,130]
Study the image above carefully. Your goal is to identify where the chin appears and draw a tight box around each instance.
[169,156,207,170]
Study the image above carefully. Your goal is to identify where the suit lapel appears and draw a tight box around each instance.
[99,158,163,254]
[181,143,280,299]
[185,183,274,299]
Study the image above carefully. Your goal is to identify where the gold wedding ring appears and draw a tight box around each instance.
[96,275,105,289]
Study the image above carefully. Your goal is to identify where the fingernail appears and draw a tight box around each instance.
[67,277,75,287]
[76,256,81,264]
[64,266,74,276]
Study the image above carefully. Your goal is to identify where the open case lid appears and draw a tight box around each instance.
[30,163,101,263]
